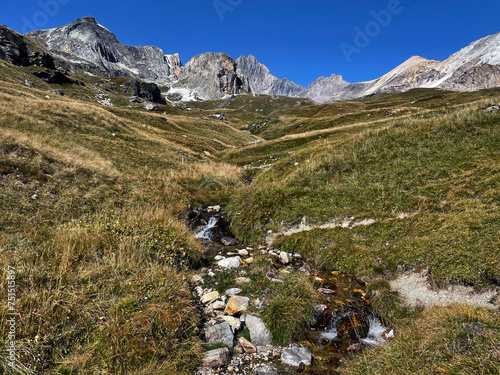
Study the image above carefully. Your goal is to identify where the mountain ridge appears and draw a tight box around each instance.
[11,17,500,102]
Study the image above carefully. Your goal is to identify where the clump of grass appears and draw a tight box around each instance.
[343,304,500,375]
[261,273,317,346]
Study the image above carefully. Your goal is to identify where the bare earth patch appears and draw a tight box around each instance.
[390,269,500,309]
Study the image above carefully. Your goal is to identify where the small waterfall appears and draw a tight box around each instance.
[361,315,393,346]
[320,314,392,346]
[195,216,219,240]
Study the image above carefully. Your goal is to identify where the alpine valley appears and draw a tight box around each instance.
[0,15,499,375]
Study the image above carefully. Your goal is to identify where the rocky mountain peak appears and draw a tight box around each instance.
[236,55,306,98]
[306,74,350,103]
[173,52,250,100]
[26,17,181,86]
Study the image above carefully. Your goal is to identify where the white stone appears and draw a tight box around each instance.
[279,252,293,264]
[281,344,312,367]
[218,257,241,269]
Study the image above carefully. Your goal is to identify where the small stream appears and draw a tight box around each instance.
[191,207,393,374]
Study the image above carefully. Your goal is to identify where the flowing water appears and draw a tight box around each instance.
[195,216,220,240]
[195,210,392,374]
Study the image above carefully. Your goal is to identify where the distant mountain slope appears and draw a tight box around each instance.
[26,16,182,85]
[420,32,500,91]
[334,32,500,101]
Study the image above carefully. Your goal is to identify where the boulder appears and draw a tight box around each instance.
[217,257,241,269]
[335,311,370,340]
[129,96,143,103]
[318,287,336,295]
[123,81,166,104]
[207,205,221,214]
[238,337,257,354]
[482,105,499,112]
[281,344,312,367]
[202,347,231,368]
[224,296,250,316]
[206,301,226,313]
[47,89,64,96]
[238,249,249,256]
[222,316,241,331]
[205,321,234,348]
[245,315,271,346]
[225,288,242,297]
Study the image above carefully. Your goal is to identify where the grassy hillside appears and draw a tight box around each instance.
[0,77,249,374]
[227,92,500,287]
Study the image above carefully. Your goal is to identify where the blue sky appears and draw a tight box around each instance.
[2,0,499,86]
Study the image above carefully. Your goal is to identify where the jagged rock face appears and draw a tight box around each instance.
[0,25,55,69]
[174,53,250,100]
[236,55,306,98]
[306,74,350,102]
[438,62,500,91]
[26,16,180,85]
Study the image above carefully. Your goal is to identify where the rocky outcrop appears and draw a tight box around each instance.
[26,16,181,85]
[0,25,55,69]
[173,53,250,100]
[31,69,77,85]
[122,80,166,104]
